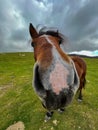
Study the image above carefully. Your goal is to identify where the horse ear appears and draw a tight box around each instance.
[29,23,38,39]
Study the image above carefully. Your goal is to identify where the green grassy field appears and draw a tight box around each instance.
[0,52,98,130]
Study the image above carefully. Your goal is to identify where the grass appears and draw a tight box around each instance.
[0,52,98,130]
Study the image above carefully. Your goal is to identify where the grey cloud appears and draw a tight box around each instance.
[10,28,27,42]
[59,0,98,51]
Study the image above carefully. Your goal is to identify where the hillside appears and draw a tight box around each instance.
[0,52,98,130]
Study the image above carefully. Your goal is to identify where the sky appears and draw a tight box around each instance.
[0,0,98,53]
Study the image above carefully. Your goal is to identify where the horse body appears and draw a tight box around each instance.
[29,23,86,120]
[71,56,86,100]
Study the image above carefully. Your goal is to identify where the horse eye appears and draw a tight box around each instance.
[31,42,34,47]
[59,39,62,45]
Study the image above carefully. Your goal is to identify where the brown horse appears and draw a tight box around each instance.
[29,23,86,121]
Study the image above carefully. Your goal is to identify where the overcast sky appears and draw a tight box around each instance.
[0,0,98,52]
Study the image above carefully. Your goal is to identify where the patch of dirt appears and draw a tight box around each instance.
[0,83,13,90]
[0,83,13,97]
[6,121,25,130]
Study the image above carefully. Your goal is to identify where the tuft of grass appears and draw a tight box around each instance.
[0,53,98,130]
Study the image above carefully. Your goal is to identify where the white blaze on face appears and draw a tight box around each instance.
[49,62,69,95]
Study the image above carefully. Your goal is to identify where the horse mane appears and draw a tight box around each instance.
[34,25,69,52]
[37,26,68,44]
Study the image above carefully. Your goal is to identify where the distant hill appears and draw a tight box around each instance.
[68,50,98,58]
[68,54,98,58]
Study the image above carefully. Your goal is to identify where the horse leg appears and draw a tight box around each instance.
[45,111,54,122]
[78,76,86,101]
[78,88,83,101]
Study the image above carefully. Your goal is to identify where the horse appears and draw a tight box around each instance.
[29,23,87,121]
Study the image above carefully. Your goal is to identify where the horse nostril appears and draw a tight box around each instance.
[61,95,66,105]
